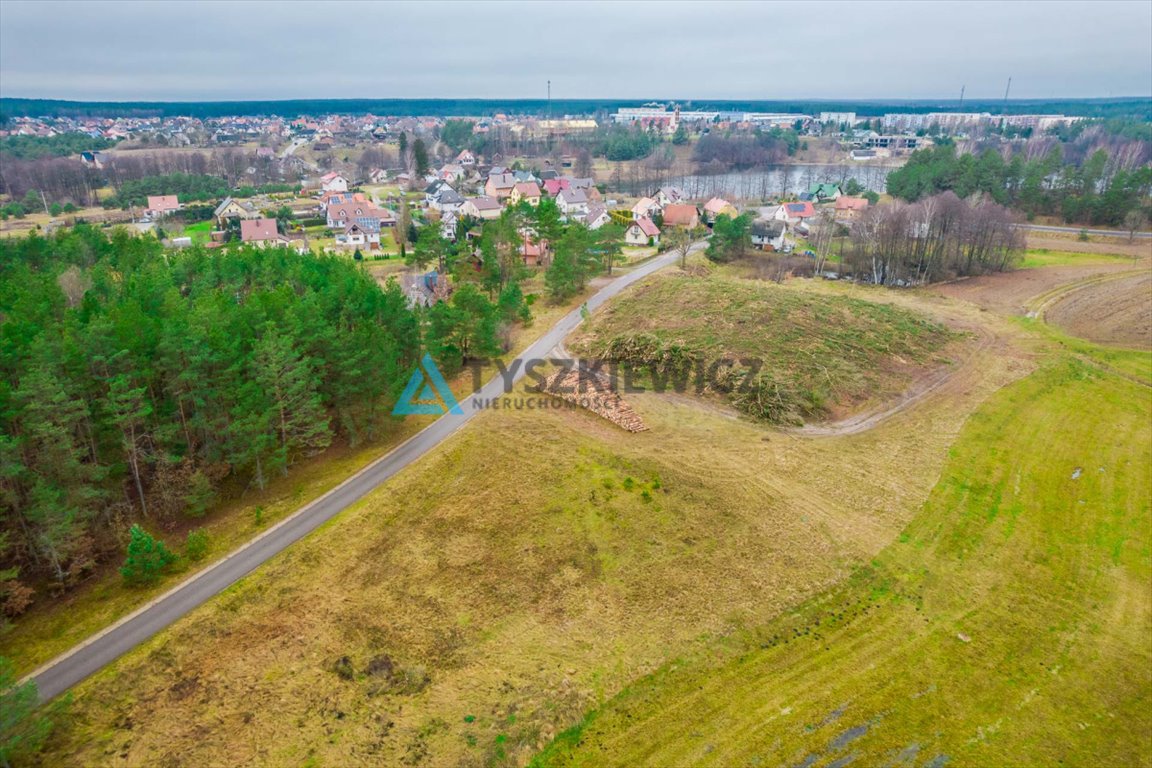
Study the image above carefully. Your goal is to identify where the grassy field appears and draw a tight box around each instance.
[1019,247,1139,269]
[18,242,1151,766]
[572,270,960,423]
[32,272,1033,766]
[533,344,1152,767]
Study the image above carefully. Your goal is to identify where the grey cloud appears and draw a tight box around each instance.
[1,0,1149,101]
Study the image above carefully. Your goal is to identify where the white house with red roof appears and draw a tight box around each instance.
[625,217,661,246]
[455,149,477,166]
[773,201,817,226]
[320,172,349,193]
[240,217,289,248]
[145,195,180,218]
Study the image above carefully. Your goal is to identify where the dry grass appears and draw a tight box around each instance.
[571,269,961,423]
[37,283,1030,767]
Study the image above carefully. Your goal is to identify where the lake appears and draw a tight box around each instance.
[657,163,895,200]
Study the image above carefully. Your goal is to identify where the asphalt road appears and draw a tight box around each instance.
[1017,223,1152,239]
[26,247,687,703]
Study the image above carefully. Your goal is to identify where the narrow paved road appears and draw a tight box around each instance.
[1016,223,1152,239]
[26,248,687,703]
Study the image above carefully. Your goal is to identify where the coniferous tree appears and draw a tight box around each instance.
[120,524,176,586]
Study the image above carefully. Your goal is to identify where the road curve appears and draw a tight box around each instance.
[26,249,685,703]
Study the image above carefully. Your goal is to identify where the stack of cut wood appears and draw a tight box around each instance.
[537,366,648,432]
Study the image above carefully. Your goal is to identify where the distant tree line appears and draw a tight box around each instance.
[886,143,1152,227]
[0,148,292,209]
[0,133,119,160]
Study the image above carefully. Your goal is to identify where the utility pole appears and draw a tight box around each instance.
[1002,77,1012,111]
[958,85,965,110]
[547,80,552,122]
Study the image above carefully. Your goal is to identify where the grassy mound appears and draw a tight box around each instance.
[574,272,959,424]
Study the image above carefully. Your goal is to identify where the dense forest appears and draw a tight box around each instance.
[886,143,1152,227]
[0,133,119,160]
[0,227,423,614]
[691,128,802,171]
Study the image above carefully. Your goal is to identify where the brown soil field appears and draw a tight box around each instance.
[1046,272,1152,349]
[933,261,1148,316]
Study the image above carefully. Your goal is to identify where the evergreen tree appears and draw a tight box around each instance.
[120,524,176,586]
[413,138,429,177]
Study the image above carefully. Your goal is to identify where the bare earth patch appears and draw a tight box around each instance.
[1046,273,1152,350]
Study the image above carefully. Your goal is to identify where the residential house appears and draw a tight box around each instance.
[520,237,546,266]
[582,203,610,230]
[485,172,518,200]
[510,181,542,206]
[542,177,570,196]
[368,167,389,184]
[424,180,452,206]
[655,186,687,207]
[661,203,700,229]
[145,195,181,218]
[240,217,289,248]
[454,149,477,166]
[625,217,661,246]
[631,196,661,220]
[702,197,738,224]
[557,187,589,217]
[80,151,108,169]
[808,183,842,202]
[834,196,870,224]
[460,196,503,220]
[440,211,458,241]
[320,172,349,193]
[750,220,787,251]
[773,201,817,226]
[438,164,466,183]
[335,221,381,251]
[326,198,393,230]
[213,196,257,227]
[430,188,464,214]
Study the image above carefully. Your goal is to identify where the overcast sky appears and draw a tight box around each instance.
[1,0,1150,102]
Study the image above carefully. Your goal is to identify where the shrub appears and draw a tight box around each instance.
[120,525,177,586]
[184,529,209,562]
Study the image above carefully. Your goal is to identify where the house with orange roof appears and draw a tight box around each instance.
[661,203,700,229]
[834,196,870,224]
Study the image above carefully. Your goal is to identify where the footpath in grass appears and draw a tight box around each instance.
[532,350,1152,767]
